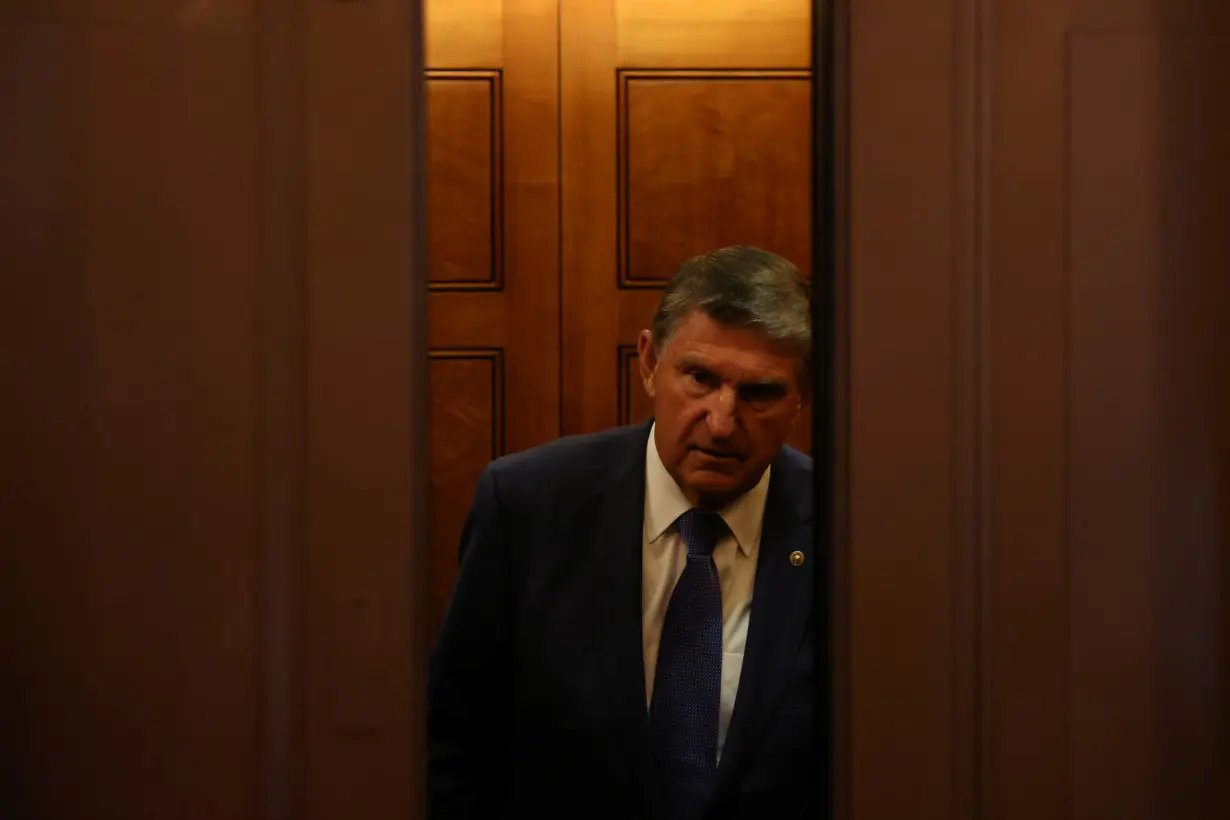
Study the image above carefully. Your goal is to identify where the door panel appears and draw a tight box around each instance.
[561,0,814,450]
[985,10,1229,819]
[0,1,425,817]
[848,1,1230,818]
[619,71,812,289]
[426,71,502,288]
[424,0,559,641]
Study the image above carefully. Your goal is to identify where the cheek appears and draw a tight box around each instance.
[751,408,801,442]
[676,402,711,432]
[657,386,702,421]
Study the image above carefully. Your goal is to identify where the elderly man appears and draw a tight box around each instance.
[428,246,817,820]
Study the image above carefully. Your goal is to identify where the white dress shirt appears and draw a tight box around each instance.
[641,423,770,763]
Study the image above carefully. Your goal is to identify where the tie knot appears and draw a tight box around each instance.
[676,509,728,557]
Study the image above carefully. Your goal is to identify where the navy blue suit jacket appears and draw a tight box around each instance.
[427,421,818,820]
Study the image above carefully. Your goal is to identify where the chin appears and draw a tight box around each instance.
[685,470,743,500]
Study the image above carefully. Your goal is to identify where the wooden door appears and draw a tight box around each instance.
[847,0,1230,818]
[1,0,424,817]
[559,0,814,449]
[424,0,560,639]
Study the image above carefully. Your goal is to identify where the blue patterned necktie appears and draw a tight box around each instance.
[651,508,728,820]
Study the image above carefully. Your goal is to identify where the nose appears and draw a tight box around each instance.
[705,386,737,438]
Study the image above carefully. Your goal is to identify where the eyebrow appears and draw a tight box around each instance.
[678,357,788,389]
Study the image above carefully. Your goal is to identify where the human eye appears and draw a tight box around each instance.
[739,381,788,407]
[685,367,719,390]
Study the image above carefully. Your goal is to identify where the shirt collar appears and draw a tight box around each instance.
[643,422,771,557]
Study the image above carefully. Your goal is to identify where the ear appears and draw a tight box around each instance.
[789,378,811,427]
[789,393,809,427]
[636,329,658,398]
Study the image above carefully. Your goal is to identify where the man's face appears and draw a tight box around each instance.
[638,311,806,509]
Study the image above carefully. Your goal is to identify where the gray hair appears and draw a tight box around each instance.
[651,245,811,374]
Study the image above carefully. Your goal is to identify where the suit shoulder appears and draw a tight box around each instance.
[778,444,814,475]
[484,424,645,498]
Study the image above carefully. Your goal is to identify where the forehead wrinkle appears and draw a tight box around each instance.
[661,314,801,386]
[674,350,792,388]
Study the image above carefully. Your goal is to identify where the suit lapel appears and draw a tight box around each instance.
[589,424,654,797]
[713,452,813,793]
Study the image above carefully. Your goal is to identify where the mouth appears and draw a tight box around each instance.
[689,445,746,462]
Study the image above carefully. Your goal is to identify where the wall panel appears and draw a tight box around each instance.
[427,350,505,642]
[618,70,812,288]
[427,71,502,290]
